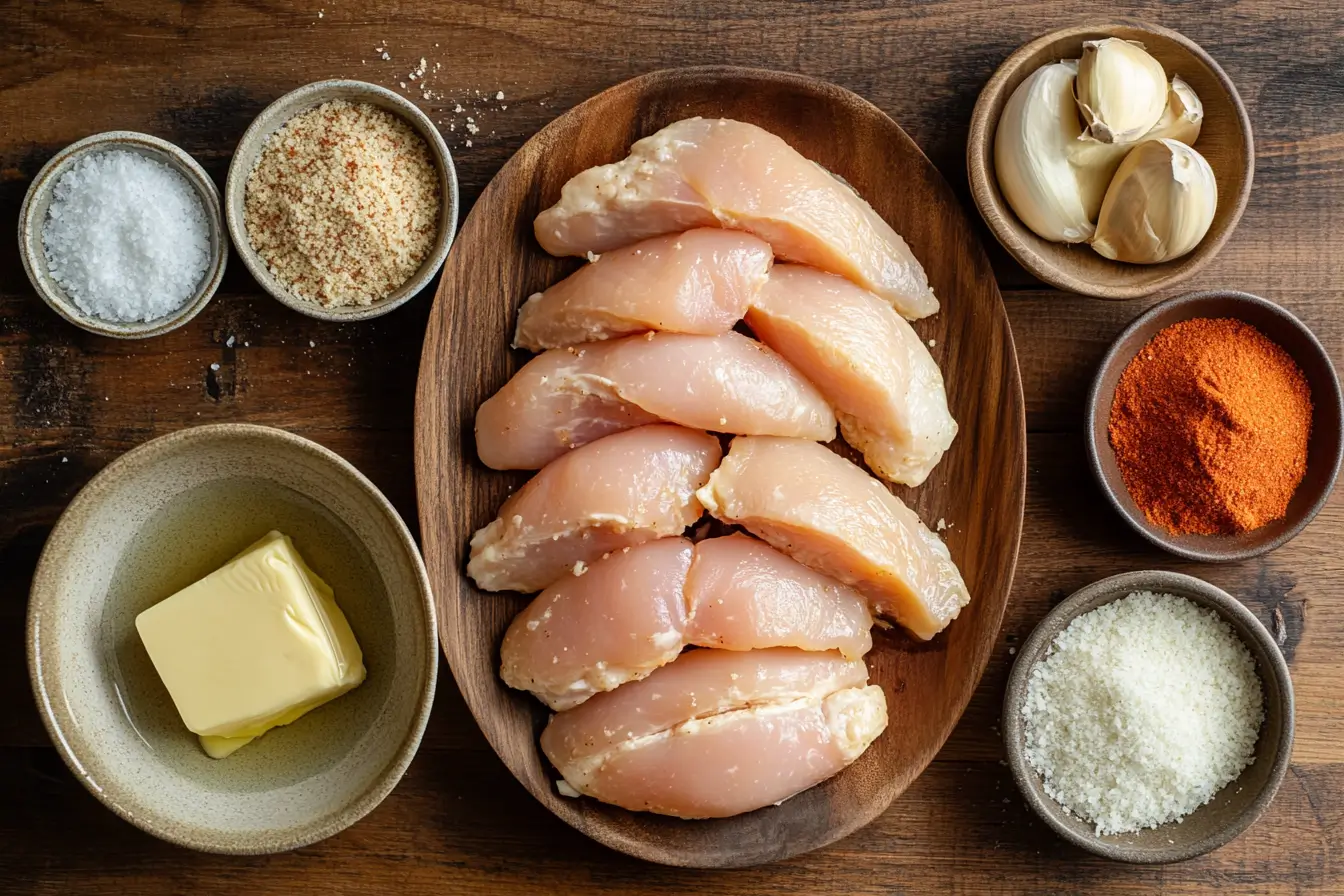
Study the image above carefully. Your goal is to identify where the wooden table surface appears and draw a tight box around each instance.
[3,2,1340,893]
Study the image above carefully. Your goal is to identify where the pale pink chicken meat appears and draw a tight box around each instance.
[499,534,872,709]
[513,229,772,351]
[540,648,887,818]
[696,436,970,641]
[534,117,939,320]
[467,425,720,593]
[747,265,958,487]
[499,538,694,710]
[475,331,835,470]
[685,534,872,658]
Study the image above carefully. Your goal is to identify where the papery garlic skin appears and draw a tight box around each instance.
[1076,38,1168,143]
[994,60,1095,243]
[1068,75,1206,219]
[1091,138,1217,264]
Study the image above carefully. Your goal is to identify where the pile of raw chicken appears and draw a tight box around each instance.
[467,118,968,819]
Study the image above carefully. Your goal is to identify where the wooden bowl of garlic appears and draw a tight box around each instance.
[967,21,1253,300]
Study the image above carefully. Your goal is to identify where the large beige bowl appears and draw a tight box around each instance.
[27,424,437,853]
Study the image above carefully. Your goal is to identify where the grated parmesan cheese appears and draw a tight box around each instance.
[1022,591,1264,835]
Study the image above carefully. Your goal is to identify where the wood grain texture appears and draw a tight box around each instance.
[967,20,1254,300]
[3,0,1344,892]
[413,65,1025,867]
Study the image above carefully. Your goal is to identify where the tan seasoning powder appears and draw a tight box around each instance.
[244,100,440,307]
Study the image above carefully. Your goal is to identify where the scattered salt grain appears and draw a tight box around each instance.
[1022,591,1264,835]
[43,149,210,323]
[495,90,505,100]
[209,362,220,371]
[225,335,235,347]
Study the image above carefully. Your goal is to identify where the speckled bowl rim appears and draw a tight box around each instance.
[224,79,459,321]
[1085,290,1344,562]
[17,131,228,339]
[26,423,439,854]
[1002,570,1295,863]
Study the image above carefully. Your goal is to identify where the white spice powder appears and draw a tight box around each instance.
[1022,591,1264,835]
[244,99,440,307]
[43,149,209,322]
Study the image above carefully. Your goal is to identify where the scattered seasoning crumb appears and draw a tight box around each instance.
[244,341,250,347]
[1008,647,1016,655]
[244,99,441,307]
[381,51,390,60]
[62,457,68,463]
[209,362,220,371]
[465,140,472,147]
[495,90,505,100]
[309,340,316,348]
[928,338,937,347]
[225,335,235,347]
[936,517,947,531]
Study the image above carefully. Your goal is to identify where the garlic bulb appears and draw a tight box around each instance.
[994,60,1096,243]
[1068,75,1206,218]
[1076,39,1168,143]
[1092,138,1217,264]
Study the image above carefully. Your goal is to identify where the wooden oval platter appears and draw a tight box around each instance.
[414,66,1026,868]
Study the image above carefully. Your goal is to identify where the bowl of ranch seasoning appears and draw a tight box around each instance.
[19,131,227,338]
[1003,570,1293,863]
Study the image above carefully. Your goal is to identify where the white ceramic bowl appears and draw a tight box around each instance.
[27,424,438,853]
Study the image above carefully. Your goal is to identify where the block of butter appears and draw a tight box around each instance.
[135,530,366,759]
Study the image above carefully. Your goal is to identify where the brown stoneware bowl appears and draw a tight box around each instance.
[1004,570,1294,863]
[225,79,459,321]
[1086,290,1343,561]
[967,20,1253,299]
[18,131,227,338]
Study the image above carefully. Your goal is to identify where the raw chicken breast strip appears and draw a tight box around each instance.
[684,534,873,658]
[475,331,835,470]
[696,436,970,640]
[513,229,772,351]
[500,538,694,710]
[541,648,887,818]
[534,117,939,320]
[467,425,720,593]
[500,534,872,709]
[747,264,958,487]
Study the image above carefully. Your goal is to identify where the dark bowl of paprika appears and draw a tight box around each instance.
[1086,290,1343,562]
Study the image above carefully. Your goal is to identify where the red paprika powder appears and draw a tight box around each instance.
[1108,317,1313,536]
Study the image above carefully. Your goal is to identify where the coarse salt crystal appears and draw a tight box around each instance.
[43,149,209,323]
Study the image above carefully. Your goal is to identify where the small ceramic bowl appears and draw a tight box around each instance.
[27,424,438,854]
[967,20,1253,299]
[1004,570,1294,863]
[18,131,228,338]
[225,79,459,321]
[1087,290,1343,561]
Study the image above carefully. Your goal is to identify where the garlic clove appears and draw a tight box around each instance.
[1067,75,1206,219]
[1149,75,1204,146]
[1091,138,1217,264]
[994,60,1095,243]
[1075,38,1168,144]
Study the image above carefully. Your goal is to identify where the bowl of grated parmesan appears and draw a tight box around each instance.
[1003,570,1293,863]
[226,80,458,321]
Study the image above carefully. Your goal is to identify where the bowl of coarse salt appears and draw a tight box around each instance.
[18,131,227,338]
[1003,570,1293,863]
